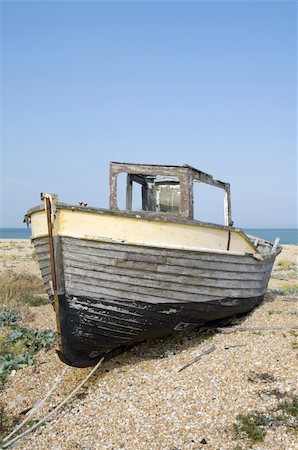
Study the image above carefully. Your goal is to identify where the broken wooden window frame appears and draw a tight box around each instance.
[109,162,233,227]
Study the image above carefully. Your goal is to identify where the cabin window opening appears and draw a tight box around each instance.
[154,176,180,213]
[115,170,182,214]
[193,181,225,225]
[128,174,181,214]
[131,181,143,211]
[116,172,127,210]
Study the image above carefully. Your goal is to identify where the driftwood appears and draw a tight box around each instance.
[217,325,298,334]
[224,344,247,349]
[2,358,104,449]
[177,345,216,372]
[282,297,298,303]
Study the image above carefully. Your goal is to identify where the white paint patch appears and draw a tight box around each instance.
[174,322,192,331]
[160,308,178,314]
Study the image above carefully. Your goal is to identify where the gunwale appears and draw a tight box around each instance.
[27,203,235,230]
[26,203,262,257]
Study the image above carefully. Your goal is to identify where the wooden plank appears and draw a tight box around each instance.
[164,256,271,273]
[33,241,50,255]
[64,259,265,290]
[62,241,252,268]
[69,313,138,339]
[40,272,51,282]
[157,262,272,280]
[65,270,264,301]
[38,260,51,270]
[32,235,274,307]
[65,276,224,303]
[32,236,50,246]
[67,283,195,304]
[35,250,50,259]
[64,267,266,298]
[40,267,52,277]
[35,254,50,265]
[69,304,144,327]
[61,236,260,265]
[177,345,216,372]
[62,246,272,273]
[63,250,269,281]
[63,244,166,264]
[69,309,144,334]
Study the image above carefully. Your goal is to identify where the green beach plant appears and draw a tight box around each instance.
[8,327,56,352]
[233,413,270,443]
[271,283,298,297]
[0,324,56,388]
[0,353,34,388]
[0,308,20,328]
[233,394,298,444]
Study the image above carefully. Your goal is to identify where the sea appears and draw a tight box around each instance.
[0,227,297,244]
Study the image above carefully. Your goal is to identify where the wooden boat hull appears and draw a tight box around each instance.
[31,222,279,367]
[57,293,264,367]
[26,162,282,366]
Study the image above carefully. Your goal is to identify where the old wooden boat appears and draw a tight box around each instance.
[25,162,281,367]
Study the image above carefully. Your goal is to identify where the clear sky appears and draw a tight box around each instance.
[1,0,297,228]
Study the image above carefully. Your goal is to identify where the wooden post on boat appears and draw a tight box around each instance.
[272,237,280,254]
[224,185,232,227]
[41,193,63,352]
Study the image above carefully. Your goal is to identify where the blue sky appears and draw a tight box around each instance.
[1,0,297,228]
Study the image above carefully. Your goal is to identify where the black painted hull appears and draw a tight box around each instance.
[57,293,264,367]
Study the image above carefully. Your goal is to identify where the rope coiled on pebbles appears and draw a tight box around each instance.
[2,357,104,449]
[3,366,68,444]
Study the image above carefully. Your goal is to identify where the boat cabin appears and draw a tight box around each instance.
[109,162,233,226]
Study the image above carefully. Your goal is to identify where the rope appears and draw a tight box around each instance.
[2,357,104,449]
[3,367,68,443]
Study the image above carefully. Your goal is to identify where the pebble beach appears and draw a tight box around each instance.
[0,240,297,449]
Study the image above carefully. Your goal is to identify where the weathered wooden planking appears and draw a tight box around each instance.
[39,270,52,282]
[70,297,181,325]
[64,261,266,293]
[32,235,273,306]
[34,245,50,257]
[74,297,145,317]
[64,266,266,298]
[69,309,144,335]
[72,312,144,334]
[33,235,273,271]
[66,282,220,304]
[69,317,136,341]
[34,244,50,254]
[33,236,49,245]
[71,307,145,328]
[62,246,272,274]
[71,297,193,333]
[64,272,264,304]
[62,249,271,280]
[37,259,51,271]
[63,259,265,289]
[62,237,263,265]
[62,238,270,268]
